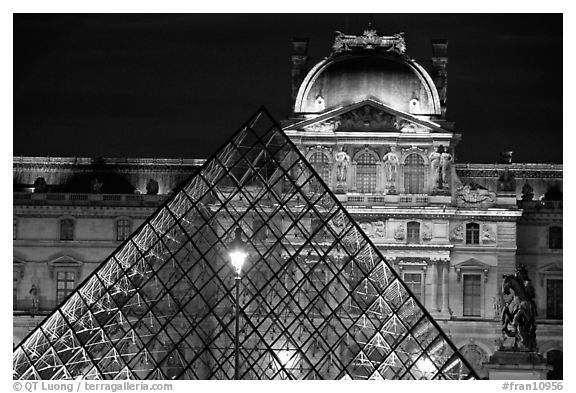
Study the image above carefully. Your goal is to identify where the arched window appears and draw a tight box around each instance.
[407,221,420,243]
[465,223,480,245]
[308,152,331,191]
[549,226,562,249]
[404,154,425,194]
[356,152,377,193]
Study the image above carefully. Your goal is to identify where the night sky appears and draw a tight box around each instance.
[13,14,563,164]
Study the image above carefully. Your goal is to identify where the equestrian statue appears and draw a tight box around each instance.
[500,264,537,351]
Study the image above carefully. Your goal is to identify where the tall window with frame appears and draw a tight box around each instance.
[355,152,377,193]
[116,218,132,241]
[546,279,562,319]
[403,272,423,300]
[407,221,420,243]
[465,223,480,244]
[463,274,481,317]
[308,152,331,191]
[548,226,562,249]
[56,271,75,304]
[404,153,425,194]
[60,218,75,241]
[13,217,17,240]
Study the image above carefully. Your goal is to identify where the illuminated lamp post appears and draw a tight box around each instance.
[228,227,248,380]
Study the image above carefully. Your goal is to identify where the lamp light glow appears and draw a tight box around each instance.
[230,250,248,276]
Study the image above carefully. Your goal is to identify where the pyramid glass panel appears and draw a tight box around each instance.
[13,109,478,380]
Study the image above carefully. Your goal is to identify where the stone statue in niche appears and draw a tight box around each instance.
[394,224,405,241]
[382,146,400,190]
[29,284,39,316]
[450,223,464,242]
[146,179,159,195]
[90,177,103,193]
[440,147,453,189]
[521,183,534,201]
[498,168,516,192]
[429,147,441,188]
[482,226,496,243]
[33,177,48,193]
[334,149,350,184]
[430,145,452,189]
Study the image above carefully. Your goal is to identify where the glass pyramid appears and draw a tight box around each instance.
[13,109,478,380]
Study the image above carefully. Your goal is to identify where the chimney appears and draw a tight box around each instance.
[291,38,309,109]
[431,39,448,117]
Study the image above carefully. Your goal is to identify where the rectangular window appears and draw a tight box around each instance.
[407,222,420,243]
[56,271,75,303]
[465,223,480,245]
[116,219,132,241]
[13,218,17,240]
[546,279,563,319]
[60,219,74,241]
[463,274,481,317]
[549,227,562,249]
[404,272,422,300]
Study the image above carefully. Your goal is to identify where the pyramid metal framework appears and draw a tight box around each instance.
[13,109,478,380]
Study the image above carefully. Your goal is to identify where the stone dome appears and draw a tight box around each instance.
[294,51,441,116]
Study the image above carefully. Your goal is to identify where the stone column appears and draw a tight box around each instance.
[440,261,450,315]
[430,262,438,312]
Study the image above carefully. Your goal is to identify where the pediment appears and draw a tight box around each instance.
[47,255,84,267]
[453,258,491,269]
[285,99,448,133]
[537,263,562,274]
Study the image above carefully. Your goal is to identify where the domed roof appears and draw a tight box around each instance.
[294,31,441,116]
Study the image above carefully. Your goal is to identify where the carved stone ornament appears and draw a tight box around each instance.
[337,105,401,132]
[373,221,385,238]
[303,121,339,133]
[482,225,496,244]
[332,29,407,55]
[450,223,464,242]
[422,224,433,241]
[456,183,496,207]
[401,145,426,155]
[359,222,374,236]
[394,224,405,241]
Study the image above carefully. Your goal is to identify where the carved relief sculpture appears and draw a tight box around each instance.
[382,146,399,190]
[394,224,405,241]
[373,221,385,238]
[450,223,464,242]
[482,226,496,243]
[422,224,433,241]
[456,183,497,207]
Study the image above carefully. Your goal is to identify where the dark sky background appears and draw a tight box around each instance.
[13,14,563,164]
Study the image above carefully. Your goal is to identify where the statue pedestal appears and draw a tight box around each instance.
[484,348,551,380]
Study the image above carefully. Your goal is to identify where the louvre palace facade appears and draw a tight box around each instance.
[13,28,562,379]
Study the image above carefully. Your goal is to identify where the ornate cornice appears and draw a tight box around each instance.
[332,29,407,55]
